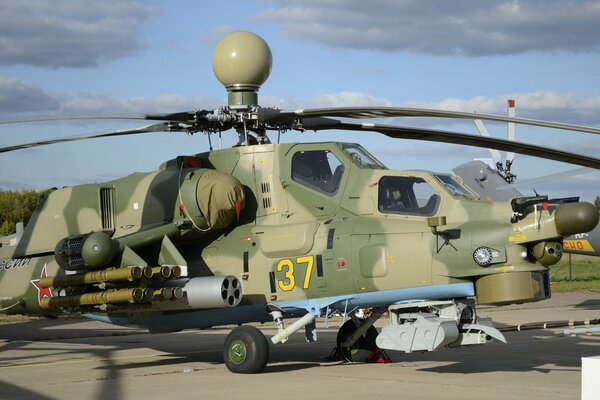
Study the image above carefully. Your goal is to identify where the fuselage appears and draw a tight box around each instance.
[2,141,594,328]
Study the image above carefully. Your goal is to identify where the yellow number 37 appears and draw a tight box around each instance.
[276,256,314,291]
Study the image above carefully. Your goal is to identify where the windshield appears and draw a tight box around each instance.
[341,143,387,169]
[435,175,479,199]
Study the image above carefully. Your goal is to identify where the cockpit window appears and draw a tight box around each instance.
[434,174,479,199]
[341,143,387,169]
[378,176,440,216]
[292,150,345,195]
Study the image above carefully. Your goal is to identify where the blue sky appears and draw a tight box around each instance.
[0,0,599,201]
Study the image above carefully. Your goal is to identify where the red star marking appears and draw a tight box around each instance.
[30,264,52,304]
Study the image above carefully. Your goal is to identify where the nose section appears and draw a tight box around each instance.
[555,202,599,236]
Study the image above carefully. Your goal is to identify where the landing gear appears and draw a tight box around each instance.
[223,325,269,374]
[336,319,380,362]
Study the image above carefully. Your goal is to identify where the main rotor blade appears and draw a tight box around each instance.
[0,114,150,125]
[0,122,173,153]
[304,119,600,169]
[0,111,201,125]
[274,107,600,136]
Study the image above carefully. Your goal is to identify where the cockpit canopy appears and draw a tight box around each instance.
[290,143,386,196]
[288,142,478,216]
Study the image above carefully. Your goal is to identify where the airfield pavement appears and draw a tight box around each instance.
[0,292,599,400]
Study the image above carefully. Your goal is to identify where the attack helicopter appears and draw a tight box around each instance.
[1,31,599,374]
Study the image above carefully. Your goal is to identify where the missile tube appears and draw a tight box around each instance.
[40,288,147,309]
[150,266,182,279]
[39,266,153,288]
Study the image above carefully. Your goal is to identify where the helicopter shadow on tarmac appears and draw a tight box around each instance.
[393,330,600,374]
[2,315,599,376]
[0,321,343,400]
[0,316,326,372]
[574,298,600,311]
[0,318,213,400]
[0,315,599,400]
[404,295,600,374]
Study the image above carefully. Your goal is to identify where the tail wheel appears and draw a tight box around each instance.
[336,319,379,362]
[223,325,269,373]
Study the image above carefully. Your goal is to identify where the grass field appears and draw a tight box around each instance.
[550,254,600,292]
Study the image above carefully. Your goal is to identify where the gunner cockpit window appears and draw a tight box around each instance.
[378,176,440,216]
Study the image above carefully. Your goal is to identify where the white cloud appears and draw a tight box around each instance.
[311,92,395,108]
[261,91,393,109]
[2,77,600,141]
[263,90,600,125]
[256,0,600,56]
[353,67,390,76]
[59,93,220,115]
[0,0,156,68]
[404,91,600,125]
[0,75,220,117]
[0,76,63,113]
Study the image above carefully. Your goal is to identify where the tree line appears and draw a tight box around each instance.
[0,189,55,236]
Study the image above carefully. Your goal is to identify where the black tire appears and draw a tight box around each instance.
[223,325,269,373]
[336,319,379,362]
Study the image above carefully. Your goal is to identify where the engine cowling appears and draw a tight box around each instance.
[179,169,246,230]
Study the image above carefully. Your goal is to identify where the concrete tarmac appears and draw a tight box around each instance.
[0,292,599,400]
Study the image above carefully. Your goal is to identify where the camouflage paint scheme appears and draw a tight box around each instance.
[2,141,594,320]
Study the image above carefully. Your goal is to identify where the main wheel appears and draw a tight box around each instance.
[223,325,269,373]
[336,319,379,362]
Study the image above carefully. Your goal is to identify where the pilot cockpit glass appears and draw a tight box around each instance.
[341,143,387,169]
[378,176,440,216]
[292,150,345,195]
[434,174,479,199]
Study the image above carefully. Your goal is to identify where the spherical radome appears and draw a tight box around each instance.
[212,31,273,89]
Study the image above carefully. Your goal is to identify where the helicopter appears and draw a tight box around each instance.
[563,230,599,256]
[1,31,599,374]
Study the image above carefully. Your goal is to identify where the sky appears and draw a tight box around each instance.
[0,0,599,201]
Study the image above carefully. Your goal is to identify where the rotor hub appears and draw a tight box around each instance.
[212,31,272,108]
